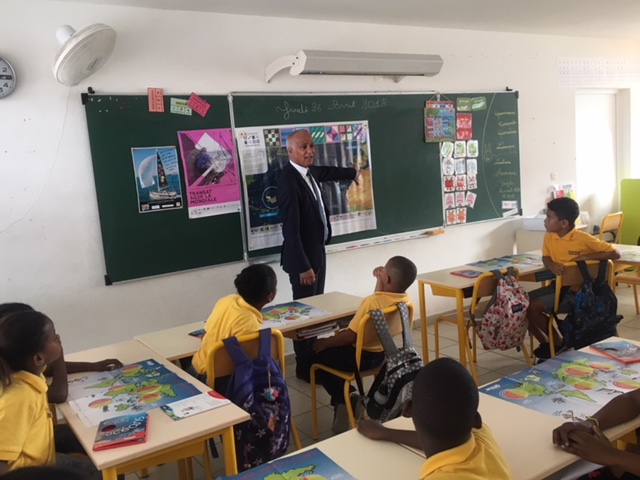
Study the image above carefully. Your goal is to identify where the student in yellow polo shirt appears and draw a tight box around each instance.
[0,310,102,478]
[189,264,277,380]
[308,256,417,434]
[358,358,511,479]
[526,198,620,359]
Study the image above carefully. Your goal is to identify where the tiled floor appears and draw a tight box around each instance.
[126,285,640,480]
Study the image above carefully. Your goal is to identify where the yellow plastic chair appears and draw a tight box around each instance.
[310,303,414,439]
[546,260,614,357]
[599,212,623,243]
[616,269,640,314]
[434,269,533,384]
[205,330,302,452]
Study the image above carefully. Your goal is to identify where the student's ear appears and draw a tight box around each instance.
[473,412,482,430]
[33,352,46,368]
[401,399,413,418]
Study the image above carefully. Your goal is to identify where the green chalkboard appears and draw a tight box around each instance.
[438,92,522,224]
[85,94,243,283]
[231,93,445,259]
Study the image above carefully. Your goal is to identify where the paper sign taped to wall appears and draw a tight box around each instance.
[147,88,165,113]
[170,98,192,116]
[187,93,211,117]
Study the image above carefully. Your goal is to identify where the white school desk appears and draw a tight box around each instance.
[382,338,640,480]
[416,257,547,366]
[61,340,250,480]
[286,422,425,479]
[134,291,363,362]
[614,243,640,267]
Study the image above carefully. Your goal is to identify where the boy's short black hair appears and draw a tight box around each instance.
[412,358,478,442]
[387,256,417,292]
[547,197,580,227]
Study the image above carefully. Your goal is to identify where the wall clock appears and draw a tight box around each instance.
[0,57,16,98]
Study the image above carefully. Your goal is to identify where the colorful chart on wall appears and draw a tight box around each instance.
[235,121,377,251]
[68,359,200,427]
[480,350,640,422]
[177,128,241,218]
[438,93,520,225]
[131,146,183,213]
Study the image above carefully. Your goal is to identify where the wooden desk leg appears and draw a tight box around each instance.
[222,426,238,476]
[419,281,429,363]
[455,289,467,367]
[102,468,118,480]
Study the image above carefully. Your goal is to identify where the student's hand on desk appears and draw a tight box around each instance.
[564,429,619,466]
[92,359,124,371]
[552,420,595,447]
[357,419,389,441]
[549,262,566,276]
[300,269,316,286]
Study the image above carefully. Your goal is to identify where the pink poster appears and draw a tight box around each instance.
[177,129,241,219]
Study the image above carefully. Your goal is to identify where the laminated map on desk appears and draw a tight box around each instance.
[260,302,330,328]
[68,359,200,427]
[480,350,640,421]
[467,253,543,270]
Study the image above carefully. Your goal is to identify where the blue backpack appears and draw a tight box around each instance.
[222,329,291,472]
[558,260,620,349]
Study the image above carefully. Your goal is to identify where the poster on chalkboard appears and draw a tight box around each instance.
[177,128,241,219]
[130,146,183,213]
[236,121,377,251]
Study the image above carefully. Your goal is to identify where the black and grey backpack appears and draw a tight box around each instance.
[356,302,423,423]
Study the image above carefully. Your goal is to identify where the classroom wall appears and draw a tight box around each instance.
[2,0,640,353]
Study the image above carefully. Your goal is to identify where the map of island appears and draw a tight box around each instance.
[481,350,640,421]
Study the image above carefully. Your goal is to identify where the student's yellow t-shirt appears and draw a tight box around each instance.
[191,294,263,374]
[542,228,615,264]
[0,371,55,470]
[347,291,412,353]
[420,424,511,479]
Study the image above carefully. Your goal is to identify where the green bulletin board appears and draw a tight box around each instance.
[84,91,521,282]
[84,94,244,283]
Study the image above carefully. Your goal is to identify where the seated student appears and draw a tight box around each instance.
[0,303,122,403]
[0,310,100,479]
[357,358,512,479]
[308,255,416,434]
[553,388,640,479]
[0,303,122,456]
[188,264,277,382]
[526,198,620,359]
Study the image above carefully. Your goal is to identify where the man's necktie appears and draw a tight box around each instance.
[307,171,328,242]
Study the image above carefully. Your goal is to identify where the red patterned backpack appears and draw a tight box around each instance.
[474,268,530,350]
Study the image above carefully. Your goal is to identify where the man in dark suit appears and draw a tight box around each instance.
[278,129,357,298]
[277,130,357,380]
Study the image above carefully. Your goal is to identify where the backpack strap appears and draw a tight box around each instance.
[505,266,517,279]
[596,260,609,284]
[576,260,593,282]
[370,308,400,356]
[490,269,504,280]
[397,302,413,349]
[221,335,252,367]
[257,328,273,359]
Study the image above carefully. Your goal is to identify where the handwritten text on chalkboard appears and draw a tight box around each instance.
[274,98,389,121]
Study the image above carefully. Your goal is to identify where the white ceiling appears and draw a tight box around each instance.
[56,0,640,40]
